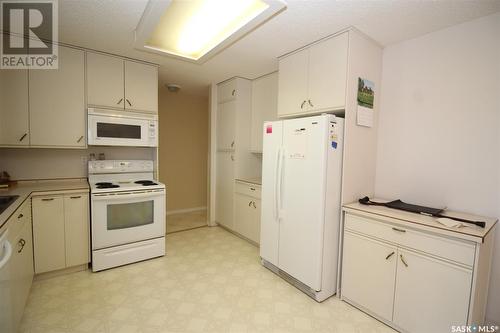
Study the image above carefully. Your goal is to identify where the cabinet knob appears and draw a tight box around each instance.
[19,133,27,142]
[385,251,395,260]
[70,196,82,199]
[17,213,24,219]
[230,155,235,161]
[308,99,314,107]
[126,99,132,107]
[77,135,84,143]
[231,141,235,148]
[248,201,253,207]
[300,100,306,109]
[231,89,236,96]
[252,201,256,209]
[400,254,409,267]
[117,98,123,105]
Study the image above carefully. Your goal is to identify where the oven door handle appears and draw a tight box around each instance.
[92,190,165,201]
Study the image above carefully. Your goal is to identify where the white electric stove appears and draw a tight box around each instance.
[88,160,166,272]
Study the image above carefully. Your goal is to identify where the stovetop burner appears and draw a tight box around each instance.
[134,180,158,186]
[96,183,120,189]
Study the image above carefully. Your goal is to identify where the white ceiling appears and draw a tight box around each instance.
[58,0,500,96]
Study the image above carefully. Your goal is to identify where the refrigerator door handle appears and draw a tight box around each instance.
[277,148,285,220]
[274,147,282,221]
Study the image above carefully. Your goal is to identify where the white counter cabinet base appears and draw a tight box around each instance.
[234,181,262,244]
[341,204,497,333]
[32,191,90,274]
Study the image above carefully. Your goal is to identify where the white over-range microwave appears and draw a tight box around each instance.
[87,108,158,147]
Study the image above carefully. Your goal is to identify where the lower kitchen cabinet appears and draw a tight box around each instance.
[32,192,89,274]
[341,232,397,322]
[393,249,472,333]
[234,181,261,244]
[341,207,497,333]
[0,198,34,333]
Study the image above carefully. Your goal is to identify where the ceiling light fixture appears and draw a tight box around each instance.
[134,0,286,63]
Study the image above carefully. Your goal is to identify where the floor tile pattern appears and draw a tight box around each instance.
[167,211,207,234]
[20,227,395,333]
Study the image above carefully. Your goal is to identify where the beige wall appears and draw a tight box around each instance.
[158,88,209,212]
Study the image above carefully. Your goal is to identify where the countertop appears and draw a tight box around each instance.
[0,179,89,230]
[343,200,498,243]
[235,178,262,185]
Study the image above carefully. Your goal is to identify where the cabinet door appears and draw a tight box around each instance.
[250,72,278,152]
[29,46,86,147]
[393,249,472,333]
[234,193,252,238]
[87,52,124,109]
[277,49,309,117]
[64,194,89,267]
[124,61,158,113]
[341,232,397,322]
[215,152,235,229]
[32,196,66,273]
[0,67,29,146]
[11,218,33,327]
[217,79,237,103]
[308,33,348,112]
[216,101,236,151]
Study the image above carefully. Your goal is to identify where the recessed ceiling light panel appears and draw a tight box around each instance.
[135,0,286,63]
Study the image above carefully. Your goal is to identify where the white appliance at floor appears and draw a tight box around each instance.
[260,114,344,302]
[88,160,166,272]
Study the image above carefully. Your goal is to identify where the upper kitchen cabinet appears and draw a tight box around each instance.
[0,68,29,146]
[29,46,86,148]
[277,31,348,117]
[86,52,124,110]
[250,72,278,153]
[217,79,238,103]
[87,52,158,113]
[124,60,158,113]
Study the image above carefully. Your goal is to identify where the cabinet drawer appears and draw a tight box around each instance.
[345,213,476,266]
[234,181,261,199]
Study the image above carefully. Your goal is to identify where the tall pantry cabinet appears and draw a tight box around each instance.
[215,78,261,230]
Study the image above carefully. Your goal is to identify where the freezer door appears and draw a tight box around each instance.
[260,121,283,266]
[278,115,330,291]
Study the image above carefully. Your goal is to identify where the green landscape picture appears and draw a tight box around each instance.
[357,78,375,109]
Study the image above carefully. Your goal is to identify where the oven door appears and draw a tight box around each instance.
[91,190,165,249]
[88,113,157,147]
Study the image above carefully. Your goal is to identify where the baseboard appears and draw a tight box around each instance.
[166,206,207,216]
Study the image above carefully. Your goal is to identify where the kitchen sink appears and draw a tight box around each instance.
[0,195,19,215]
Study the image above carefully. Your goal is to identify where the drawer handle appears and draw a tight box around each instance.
[250,188,255,191]
[231,89,236,96]
[248,200,253,207]
[18,238,26,253]
[117,98,123,105]
[400,254,409,267]
[70,196,82,199]
[300,100,306,109]
[252,201,256,209]
[385,251,395,260]
[126,99,132,107]
[77,135,84,143]
[19,133,27,142]
[392,227,406,233]
[308,99,314,107]
[17,213,24,219]
[41,198,55,201]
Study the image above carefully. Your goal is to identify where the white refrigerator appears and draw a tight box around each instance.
[260,114,344,302]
